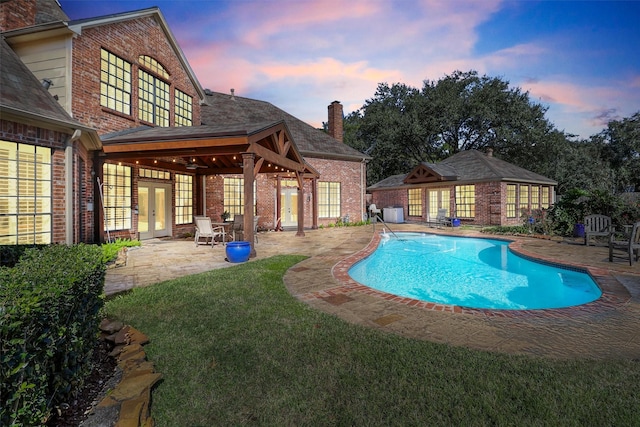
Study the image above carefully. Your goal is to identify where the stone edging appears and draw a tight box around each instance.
[81,319,161,427]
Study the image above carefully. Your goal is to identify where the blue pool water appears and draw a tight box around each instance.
[348,233,602,310]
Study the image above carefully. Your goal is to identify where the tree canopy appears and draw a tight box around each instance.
[344,70,638,195]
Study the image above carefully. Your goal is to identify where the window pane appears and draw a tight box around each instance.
[0,141,52,243]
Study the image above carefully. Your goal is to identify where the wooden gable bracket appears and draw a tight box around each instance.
[253,157,264,176]
[404,164,444,184]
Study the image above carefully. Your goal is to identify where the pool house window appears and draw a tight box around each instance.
[455,185,475,218]
[407,188,422,217]
[0,141,52,244]
[519,185,529,217]
[318,181,341,218]
[102,163,132,231]
[138,69,170,126]
[506,184,517,218]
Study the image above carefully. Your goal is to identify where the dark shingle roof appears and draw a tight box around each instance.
[201,91,369,161]
[368,149,556,190]
[439,150,556,184]
[0,36,82,128]
[35,0,70,25]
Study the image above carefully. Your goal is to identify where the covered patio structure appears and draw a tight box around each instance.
[97,120,317,256]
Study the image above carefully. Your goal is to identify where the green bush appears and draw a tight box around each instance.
[0,245,47,268]
[0,244,106,426]
[549,189,640,236]
[101,238,141,264]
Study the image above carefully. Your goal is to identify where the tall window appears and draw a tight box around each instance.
[175,174,193,225]
[408,188,422,216]
[455,185,475,218]
[223,177,256,219]
[100,49,131,115]
[102,163,131,231]
[541,187,550,208]
[138,69,170,126]
[0,141,51,244]
[531,186,540,210]
[519,185,529,216]
[318,182,341,218]
[428,189,450,219]
[506,184,517,218]
[175,89,193,126]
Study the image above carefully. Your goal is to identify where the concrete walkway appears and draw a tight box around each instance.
[105,224,640,360]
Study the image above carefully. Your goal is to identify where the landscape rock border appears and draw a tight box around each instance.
[80,319,161,427]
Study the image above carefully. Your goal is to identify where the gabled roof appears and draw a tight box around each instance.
[368,149,556,191]
[0,36,99,148]
[201,91,370,162]
[101,119,316,176]
[67,7,205,101]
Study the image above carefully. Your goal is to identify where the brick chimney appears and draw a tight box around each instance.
[327,100,344,143]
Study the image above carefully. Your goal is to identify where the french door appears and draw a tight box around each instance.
[280,188,298,227]
[138,182,172,239]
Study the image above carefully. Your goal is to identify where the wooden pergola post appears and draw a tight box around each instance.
[242,153,256,257]
[296,171,305,237]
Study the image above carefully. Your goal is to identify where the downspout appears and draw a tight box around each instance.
[361,159,367,221]
[65,129,82,245]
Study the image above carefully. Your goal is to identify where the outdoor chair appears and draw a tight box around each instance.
[369,204,381,222]
[436,208,451,228]
[608,221,640,266]
[584,214,611,246]
[194,216,226,247]
[231,214,259,243]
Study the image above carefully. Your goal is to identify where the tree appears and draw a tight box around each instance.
[596,112,640,193]
[345,71,559,185]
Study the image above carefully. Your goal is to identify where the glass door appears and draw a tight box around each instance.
[138,182,171,239]
[280,188,298,227]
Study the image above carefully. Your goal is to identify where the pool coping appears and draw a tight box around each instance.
[327,230,632,319]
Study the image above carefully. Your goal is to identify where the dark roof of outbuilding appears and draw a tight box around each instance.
[201,91,369,162]
[368,149,557,190]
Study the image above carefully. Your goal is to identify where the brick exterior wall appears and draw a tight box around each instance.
[69,16,201,134]
[0,119,95,244]
[371,181,553,227]
[327,101,343,143]
[0,0,36,31]
[200,156,366,231]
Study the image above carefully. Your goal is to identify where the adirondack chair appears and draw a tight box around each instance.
[584,214,611,246]
[609,221,640,266]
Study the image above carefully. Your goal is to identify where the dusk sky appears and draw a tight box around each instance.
[59,0,640,139]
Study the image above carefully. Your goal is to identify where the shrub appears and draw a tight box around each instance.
[101,238,141,264]
[0,244,106,426]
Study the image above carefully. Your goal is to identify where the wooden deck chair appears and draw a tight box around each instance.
[194,216,225,247]
[584,214,611,246]
[609,221,640,266]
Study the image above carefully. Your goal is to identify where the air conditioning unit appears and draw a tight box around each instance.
[383,207,404,223]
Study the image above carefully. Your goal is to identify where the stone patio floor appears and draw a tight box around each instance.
[105,224,640,360]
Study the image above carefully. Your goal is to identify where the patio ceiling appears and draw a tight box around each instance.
[100,120,318,177]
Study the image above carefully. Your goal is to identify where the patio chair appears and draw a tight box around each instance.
[584,214,611,246]
[609,221,640,266]
[369,204,381,222]
[194,216,226,247]
[436,208,451,228]
[231,214,259,243]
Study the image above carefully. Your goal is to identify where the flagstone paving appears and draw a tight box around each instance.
[105,224,640,359]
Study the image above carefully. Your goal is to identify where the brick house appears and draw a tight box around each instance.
[1,0,369,252]
[368,149,557,227]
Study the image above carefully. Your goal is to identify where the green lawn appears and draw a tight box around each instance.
[105,255,640,426]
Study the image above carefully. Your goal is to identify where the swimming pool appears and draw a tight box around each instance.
[348,232,602,310]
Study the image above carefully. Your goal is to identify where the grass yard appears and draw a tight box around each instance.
[105,255,640,426]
